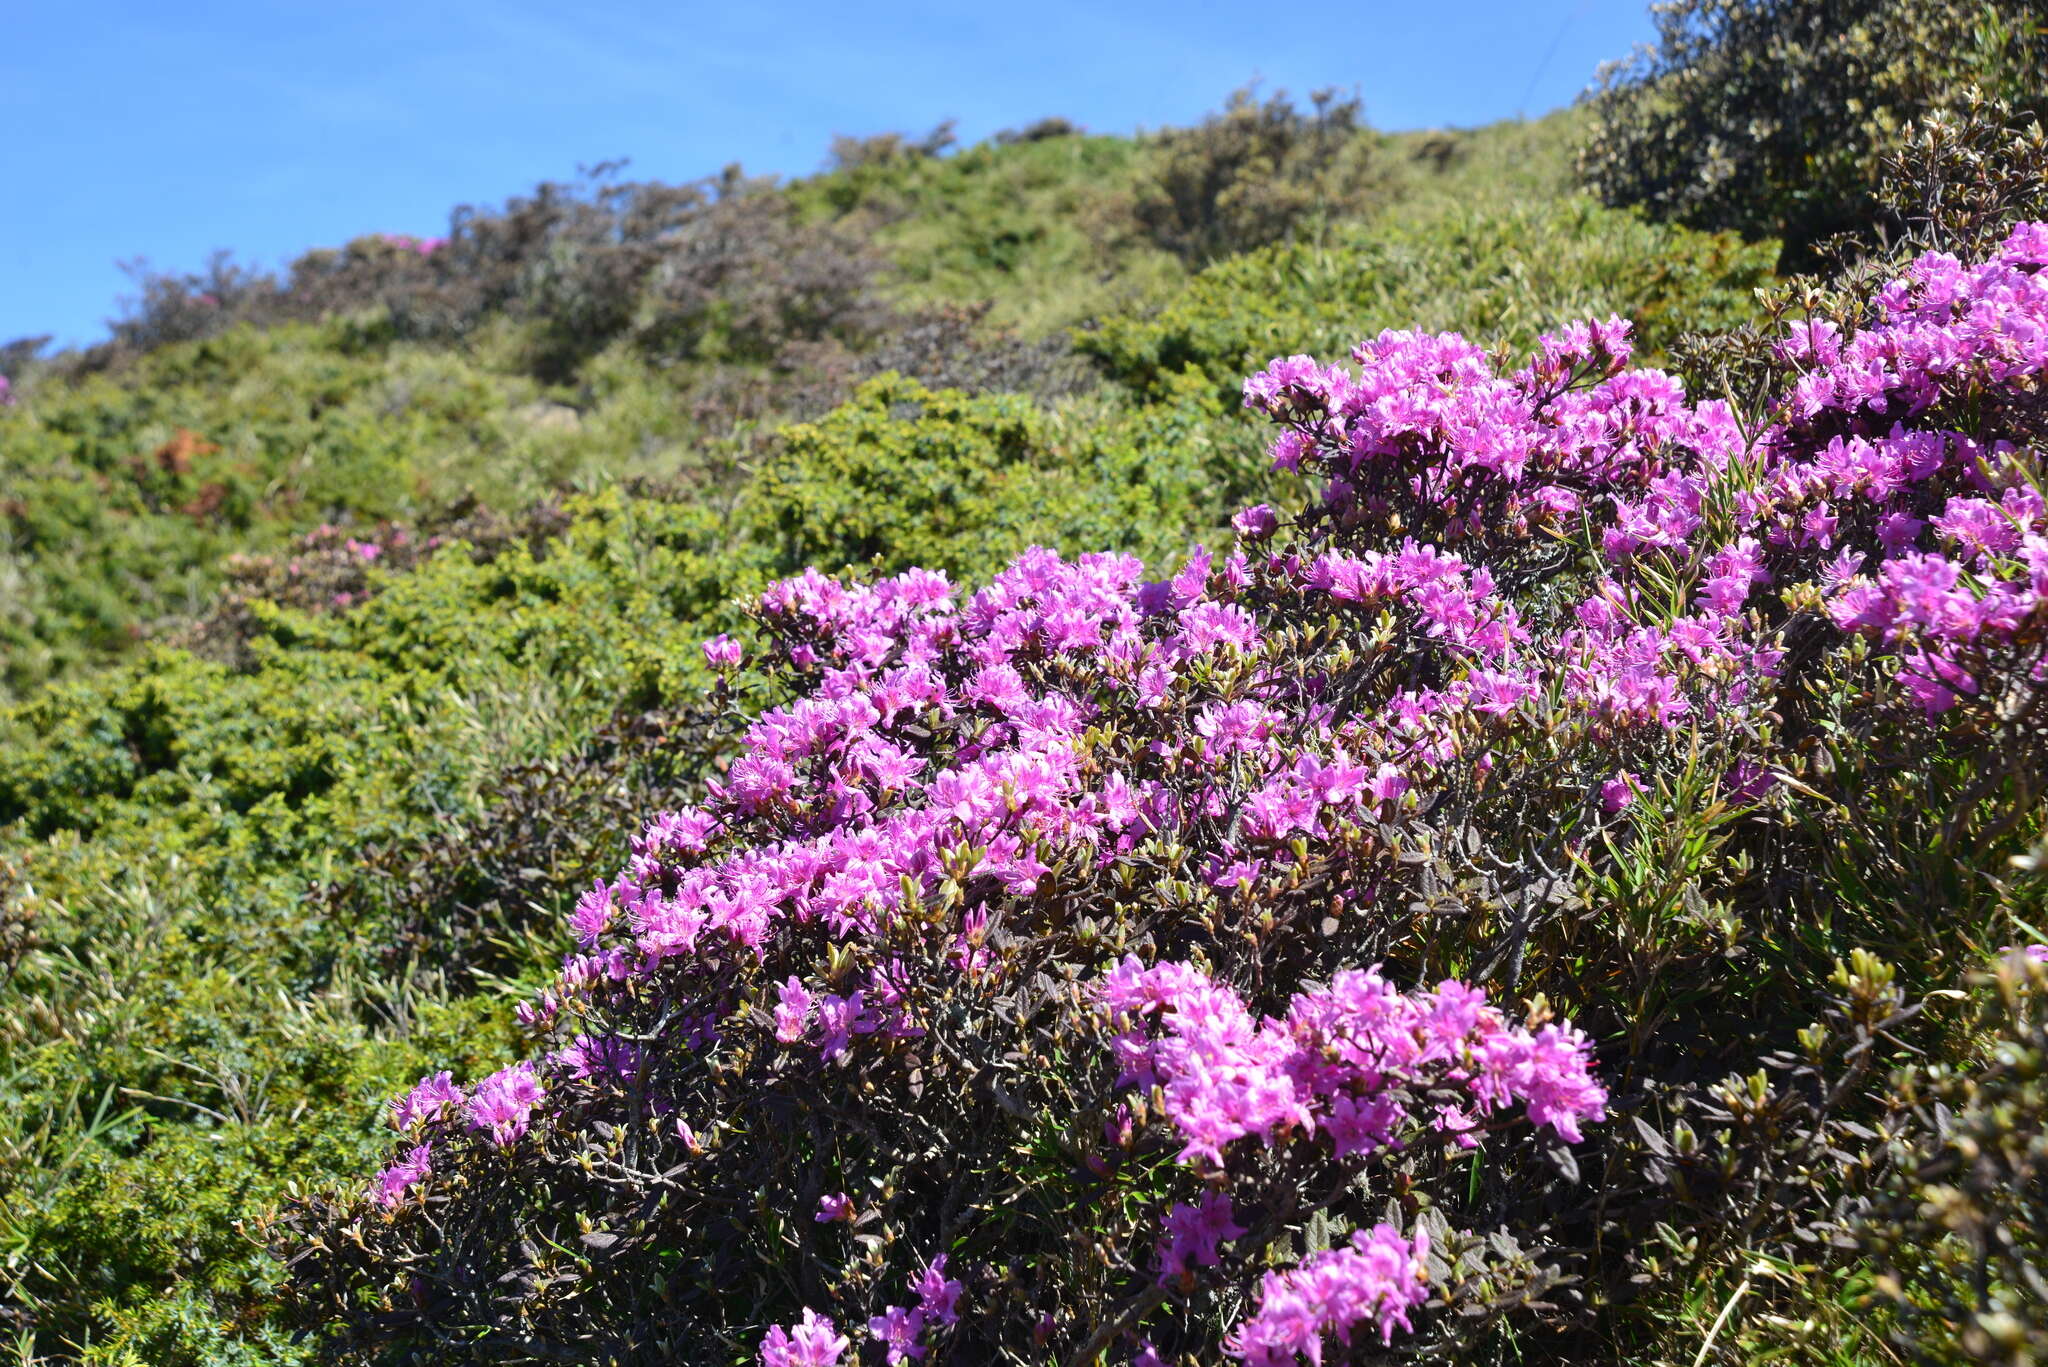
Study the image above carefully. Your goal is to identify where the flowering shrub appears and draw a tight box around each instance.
[178,499,577,669]
[376,232,448,257]
[280,226,2048,1362]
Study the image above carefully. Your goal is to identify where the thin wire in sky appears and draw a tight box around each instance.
[1517,0,1596,116]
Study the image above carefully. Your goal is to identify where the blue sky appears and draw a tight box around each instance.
[2,1,1656,350]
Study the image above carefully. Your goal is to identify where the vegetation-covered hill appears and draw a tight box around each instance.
[3,7,2046,1361]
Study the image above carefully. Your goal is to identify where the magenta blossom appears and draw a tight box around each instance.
[465,1062,543,1147]
[760,1308,848,1366]
[389,1071,461,1131]
[1227,1224,1431,1363]
[370,1144,432,1208]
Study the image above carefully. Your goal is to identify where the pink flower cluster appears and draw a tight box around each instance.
[1226,1224,1431,1365]
[1735,231,2048,710]
[866,1254,964,1364]
[465,1062,544,1146]
[377,232,448,257]
[760,1309,849,1366]
[1245,317,1737,547]
[1244,223,2048,718]
[371,1144,432,1209]
[1156,1192,1246,1285]
[1240,327,1780,776]
[371,1061,543,1200]
[389,1069,461,1131]
[1096,958,1607,1168]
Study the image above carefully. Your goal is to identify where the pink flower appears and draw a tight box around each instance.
[370,1144,432,1208]
[915,1254,963,1326]
[1156,1192,1245,1284]
[760,1309,848,1366]
[814,1191,853,1223]
[816,991,874,1061]
[704,633,743,670]
[1365,763,1410,808]
[464,1062,542,1147]
[775,977,815,1044]
[389,1071,461,1131]
[1233,503,1280,538]
[1228,1224,1431,1362]
[1600,772,1642,813]
[868,1305,926,1364]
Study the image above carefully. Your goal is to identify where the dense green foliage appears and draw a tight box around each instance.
[1078,196,1776,404]
[1578,0,2047,263]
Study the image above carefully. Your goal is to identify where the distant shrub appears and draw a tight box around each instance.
[0,334,49,382]
[178,496,579,669]
[92,165,888,383]
[0,322,591,699]
[1131,87,1380,265]
[827,121,959,172]
[0,335,45,408]
[1578,0,2048,264]
[1080,198,1777,404]
[617,189,887,372]
[995,116,1082,145]
[107,250,290,354]
[1406,133,1465,175]
[805,301,1091,407]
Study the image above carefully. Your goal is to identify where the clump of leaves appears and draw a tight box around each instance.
[1129,86,1381,266]
[179,498,578,670]
[1577,0,2048,265]
[1853,949,2048,1365]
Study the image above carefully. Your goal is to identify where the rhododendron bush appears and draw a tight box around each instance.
[279,226,2048,1363]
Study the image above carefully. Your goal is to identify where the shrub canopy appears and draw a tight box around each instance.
[1578,0,2048,262]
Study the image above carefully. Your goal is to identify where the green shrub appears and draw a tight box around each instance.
[1127,86,1382,266]
[745,372,1256,580]
[1578,0,2048,263]
[1078,197,1777,405]
[0,322,736,700]
[786,127,1184,337]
